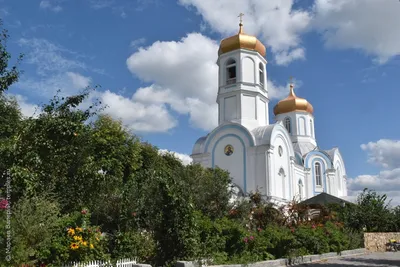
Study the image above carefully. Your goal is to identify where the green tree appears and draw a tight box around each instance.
[0,19,23,93]
[341,188,396,232]
[182,165,232,219]
[4,194,61,266]
[88,115,142,232]
[10,89,103,209]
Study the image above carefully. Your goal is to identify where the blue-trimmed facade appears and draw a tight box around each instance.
[204,124,255,152]
[304,150,333,196]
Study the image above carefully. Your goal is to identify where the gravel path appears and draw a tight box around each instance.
[299,252,400,266]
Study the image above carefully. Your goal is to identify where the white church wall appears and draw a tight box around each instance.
[294,165,306,201]
[334,157,347,197]
[298,116,306,135]
[326,170,336,195]
[192,154,211,168]
[257,97,268,126]
[224,96,238,121]
[272,136,292,200]
[205,125,254,193]
[242,94,256,120]
[275,112,316,147]
[250,145,267,195]
[310,118,315,138]
[246,146,259,194]
[212,135,245,192]
[241,57,255,83]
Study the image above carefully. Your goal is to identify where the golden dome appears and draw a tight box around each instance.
[273,83,314,115]
[218,23,266,57]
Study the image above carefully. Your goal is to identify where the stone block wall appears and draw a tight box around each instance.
[364,232,400,252]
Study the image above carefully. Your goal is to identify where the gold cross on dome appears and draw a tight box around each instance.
[289,76,293,83]
[238,13,244,24]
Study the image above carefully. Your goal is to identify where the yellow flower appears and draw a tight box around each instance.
[81,241,88,246]
[75,227,83,232]
[96,237,99,241]
[90,243,94,249]
[67,228,75,236]
[73,235,82,241]
[70,243,79,250]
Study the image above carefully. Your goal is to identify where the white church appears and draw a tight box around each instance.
[191,20,347,203]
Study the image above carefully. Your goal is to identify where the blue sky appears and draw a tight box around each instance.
[2,0,400,202]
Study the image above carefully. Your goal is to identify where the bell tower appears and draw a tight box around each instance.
[216,14,269,130]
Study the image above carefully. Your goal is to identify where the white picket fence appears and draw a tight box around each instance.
[63,258,137,267]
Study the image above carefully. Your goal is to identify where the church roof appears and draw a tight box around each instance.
[299,192,351,206]
[324,147,338,159]
[192,136,207,155]
[218,20,266,57]
[251,125,275,145]
[293,142,317,156]
[273,83,314,116]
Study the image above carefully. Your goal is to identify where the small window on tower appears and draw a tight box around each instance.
[226,59,236,85]
[284,117,291,134]
[259,62,264,85]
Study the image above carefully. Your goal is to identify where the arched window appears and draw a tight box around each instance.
[259,62,264,85]
[315,162,322,186]
[337,168,341,190]
[284,117,291,134]
[310,119,313,138]
[226,59,236,85]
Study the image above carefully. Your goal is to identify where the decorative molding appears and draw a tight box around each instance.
[325,168,336,173]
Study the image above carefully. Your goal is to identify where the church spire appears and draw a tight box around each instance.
[289,76,296,97]
[238,12,244,34]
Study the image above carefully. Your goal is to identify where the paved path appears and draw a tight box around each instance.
[299,252,400,266]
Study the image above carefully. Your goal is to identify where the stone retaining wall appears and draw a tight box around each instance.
[364,232,400,252]
[176,248,366,267]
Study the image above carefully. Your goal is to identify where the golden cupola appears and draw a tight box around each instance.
[218,16,266,57]
[273,82,314,116]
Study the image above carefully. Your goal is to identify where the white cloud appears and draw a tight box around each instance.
[67,72,91,89]
[178,0,312,65]
[274,48,305,66]
[6,94,40,118]
[360,139,400,169]
[130,38,146,49]
[17,73,91,98]
[348,169,400,206]
[313,0,400,64]
[348,139,400,206]
[159,149,192,165]
[17,38,86,77]
[127,33,219,131]
[180,0,400,65]
[16,38,92,97]
[39,0,63,12]
[93,90,177,133]
[127,33,289,131]
[16,37,177,133]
